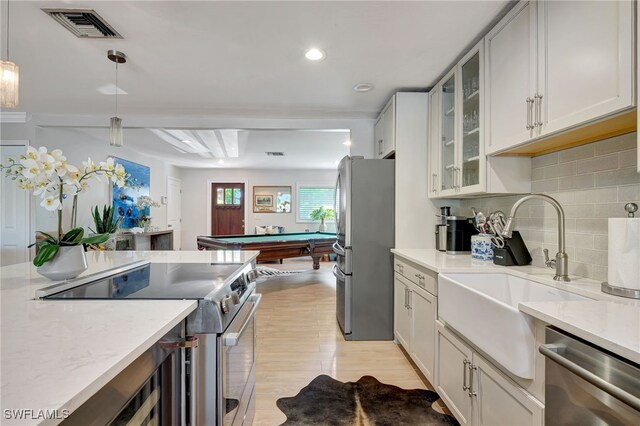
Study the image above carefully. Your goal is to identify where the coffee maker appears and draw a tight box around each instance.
[435,207,450,252]
[446,216,478,254]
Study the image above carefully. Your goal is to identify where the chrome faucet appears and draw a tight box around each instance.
[501,194,570,282]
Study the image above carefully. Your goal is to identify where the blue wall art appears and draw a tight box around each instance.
[112,157,150,229]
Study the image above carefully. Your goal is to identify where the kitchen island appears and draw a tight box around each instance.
[0,249,259,426]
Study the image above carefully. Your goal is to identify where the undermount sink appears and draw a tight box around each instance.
[438,273,588,379]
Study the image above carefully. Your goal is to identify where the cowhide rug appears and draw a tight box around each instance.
[276,375,459,426]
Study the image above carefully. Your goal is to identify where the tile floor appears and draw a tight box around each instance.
[253,259,433,425]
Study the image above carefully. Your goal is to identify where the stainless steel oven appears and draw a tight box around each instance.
[219,293,261,426]
[540,327,640,425]
[61,322,197,426]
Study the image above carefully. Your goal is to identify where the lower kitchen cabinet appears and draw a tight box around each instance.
[394,275,412,348]
[393,271,436,385]
[436,322,543,426]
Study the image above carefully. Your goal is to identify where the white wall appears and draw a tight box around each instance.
[29,126,181,236]
[180,168,337,250]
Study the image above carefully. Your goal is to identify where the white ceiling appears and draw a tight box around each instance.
[10,1,509,169]
[63,127,351,169]
[8,0,510,119]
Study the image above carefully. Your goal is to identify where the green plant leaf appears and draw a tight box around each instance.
[81,233,109,245]
[62,228,85,243]
[33,244,59,267]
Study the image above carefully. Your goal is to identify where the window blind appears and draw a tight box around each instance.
[297,187,335,222]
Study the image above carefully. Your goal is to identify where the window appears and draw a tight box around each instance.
[216,187,242,205]
[297,186,335,222]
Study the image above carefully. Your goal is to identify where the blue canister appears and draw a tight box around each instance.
[471,234,494,261]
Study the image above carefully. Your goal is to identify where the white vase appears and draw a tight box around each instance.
[37,245,88,281]
[319,221,326,232]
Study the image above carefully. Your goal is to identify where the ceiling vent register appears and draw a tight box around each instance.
[266,152,285,156]
[42,9,123,38]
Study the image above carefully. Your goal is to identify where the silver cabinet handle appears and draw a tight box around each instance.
[407,289,412,309]
[534,93,543,127]
[378,139,383,155]
[540,344,640,411]
[404,287,409,309]
[468,364,477,397]
[431,173,437,193]
[526,97,534,130]
[462,359,470,391]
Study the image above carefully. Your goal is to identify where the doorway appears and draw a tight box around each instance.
[211,182,245,235]
[166,176,182,250]
[1,144,30,266]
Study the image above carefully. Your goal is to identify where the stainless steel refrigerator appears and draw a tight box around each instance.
[332,155,395,340]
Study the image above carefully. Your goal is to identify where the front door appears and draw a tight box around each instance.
[211,183,245,235]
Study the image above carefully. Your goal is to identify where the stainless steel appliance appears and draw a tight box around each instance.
[61,322,193,425]
[435,206,450,252]
[540,327,640,425]
[333,155,395,340]
[40,261,260,426]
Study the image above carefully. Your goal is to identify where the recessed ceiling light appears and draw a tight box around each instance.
[343,140,352,146]
[218,159,224,164]
[353,83,374,92]
[181,139,192,144]
[305,48,326,61]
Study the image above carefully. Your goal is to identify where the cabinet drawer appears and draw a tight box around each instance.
[394,258,437,295]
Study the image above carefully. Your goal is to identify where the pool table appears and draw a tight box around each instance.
[197,232,337,270]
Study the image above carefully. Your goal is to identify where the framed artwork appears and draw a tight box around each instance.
[112,157,150,228]
[253,186,291,213]
[255,195,273,207]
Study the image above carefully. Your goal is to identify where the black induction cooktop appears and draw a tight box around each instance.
[44,263,245,300]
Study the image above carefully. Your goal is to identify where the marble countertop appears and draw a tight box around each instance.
[0,249,259,426]
[392,249,640,362]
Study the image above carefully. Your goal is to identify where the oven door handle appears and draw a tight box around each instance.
[223,294,262,347]
[540,344,640,411]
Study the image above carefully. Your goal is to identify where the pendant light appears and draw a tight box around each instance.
[107,50,126,147]
[1,0,19,109]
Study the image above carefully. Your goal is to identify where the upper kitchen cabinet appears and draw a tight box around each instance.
[486,0,635,155]
[429,40,530,198]
[374,96,396,159]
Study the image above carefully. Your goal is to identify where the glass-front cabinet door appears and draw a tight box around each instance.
[439,70,457,195]
[458,44,485,193]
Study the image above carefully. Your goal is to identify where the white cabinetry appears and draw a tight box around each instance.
[486,0,635,155]
[393,257,437,384]
[436,322,544,426]
[428,40,530,198]
[374,97,396,159]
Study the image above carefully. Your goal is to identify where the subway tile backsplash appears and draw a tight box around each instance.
[459,132,640,282]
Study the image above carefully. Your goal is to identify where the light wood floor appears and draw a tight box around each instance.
[253,259,433,426]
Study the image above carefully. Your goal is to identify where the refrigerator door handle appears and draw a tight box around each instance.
[332,264,347,280]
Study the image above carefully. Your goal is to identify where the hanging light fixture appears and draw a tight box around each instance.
[1,0,19,109]
[107,49,126,147]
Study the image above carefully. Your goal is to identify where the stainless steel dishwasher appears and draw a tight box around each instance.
[540,327,640,425]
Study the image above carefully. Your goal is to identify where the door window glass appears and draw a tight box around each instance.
[216,188,224,204]
[233,188,242,205]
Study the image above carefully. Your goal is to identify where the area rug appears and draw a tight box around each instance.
[276,375,459,426]
[256,267,306,280]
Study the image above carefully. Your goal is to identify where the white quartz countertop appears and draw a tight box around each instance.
[392,249,640,362]
[519,301,640,364]
[0,249,259,425]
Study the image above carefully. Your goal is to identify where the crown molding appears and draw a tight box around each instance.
[0,112,32,123]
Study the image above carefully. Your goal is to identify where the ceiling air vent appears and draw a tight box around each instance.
[266,152,285,156]
[42,9,123,39]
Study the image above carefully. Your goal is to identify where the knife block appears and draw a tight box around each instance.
[493,231,532,266]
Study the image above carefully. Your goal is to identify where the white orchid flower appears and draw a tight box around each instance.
[25,146,39,160]
[99,157,115,171]
[82,158,98,173]
[19,159,42,179]
[40,196,61,211]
